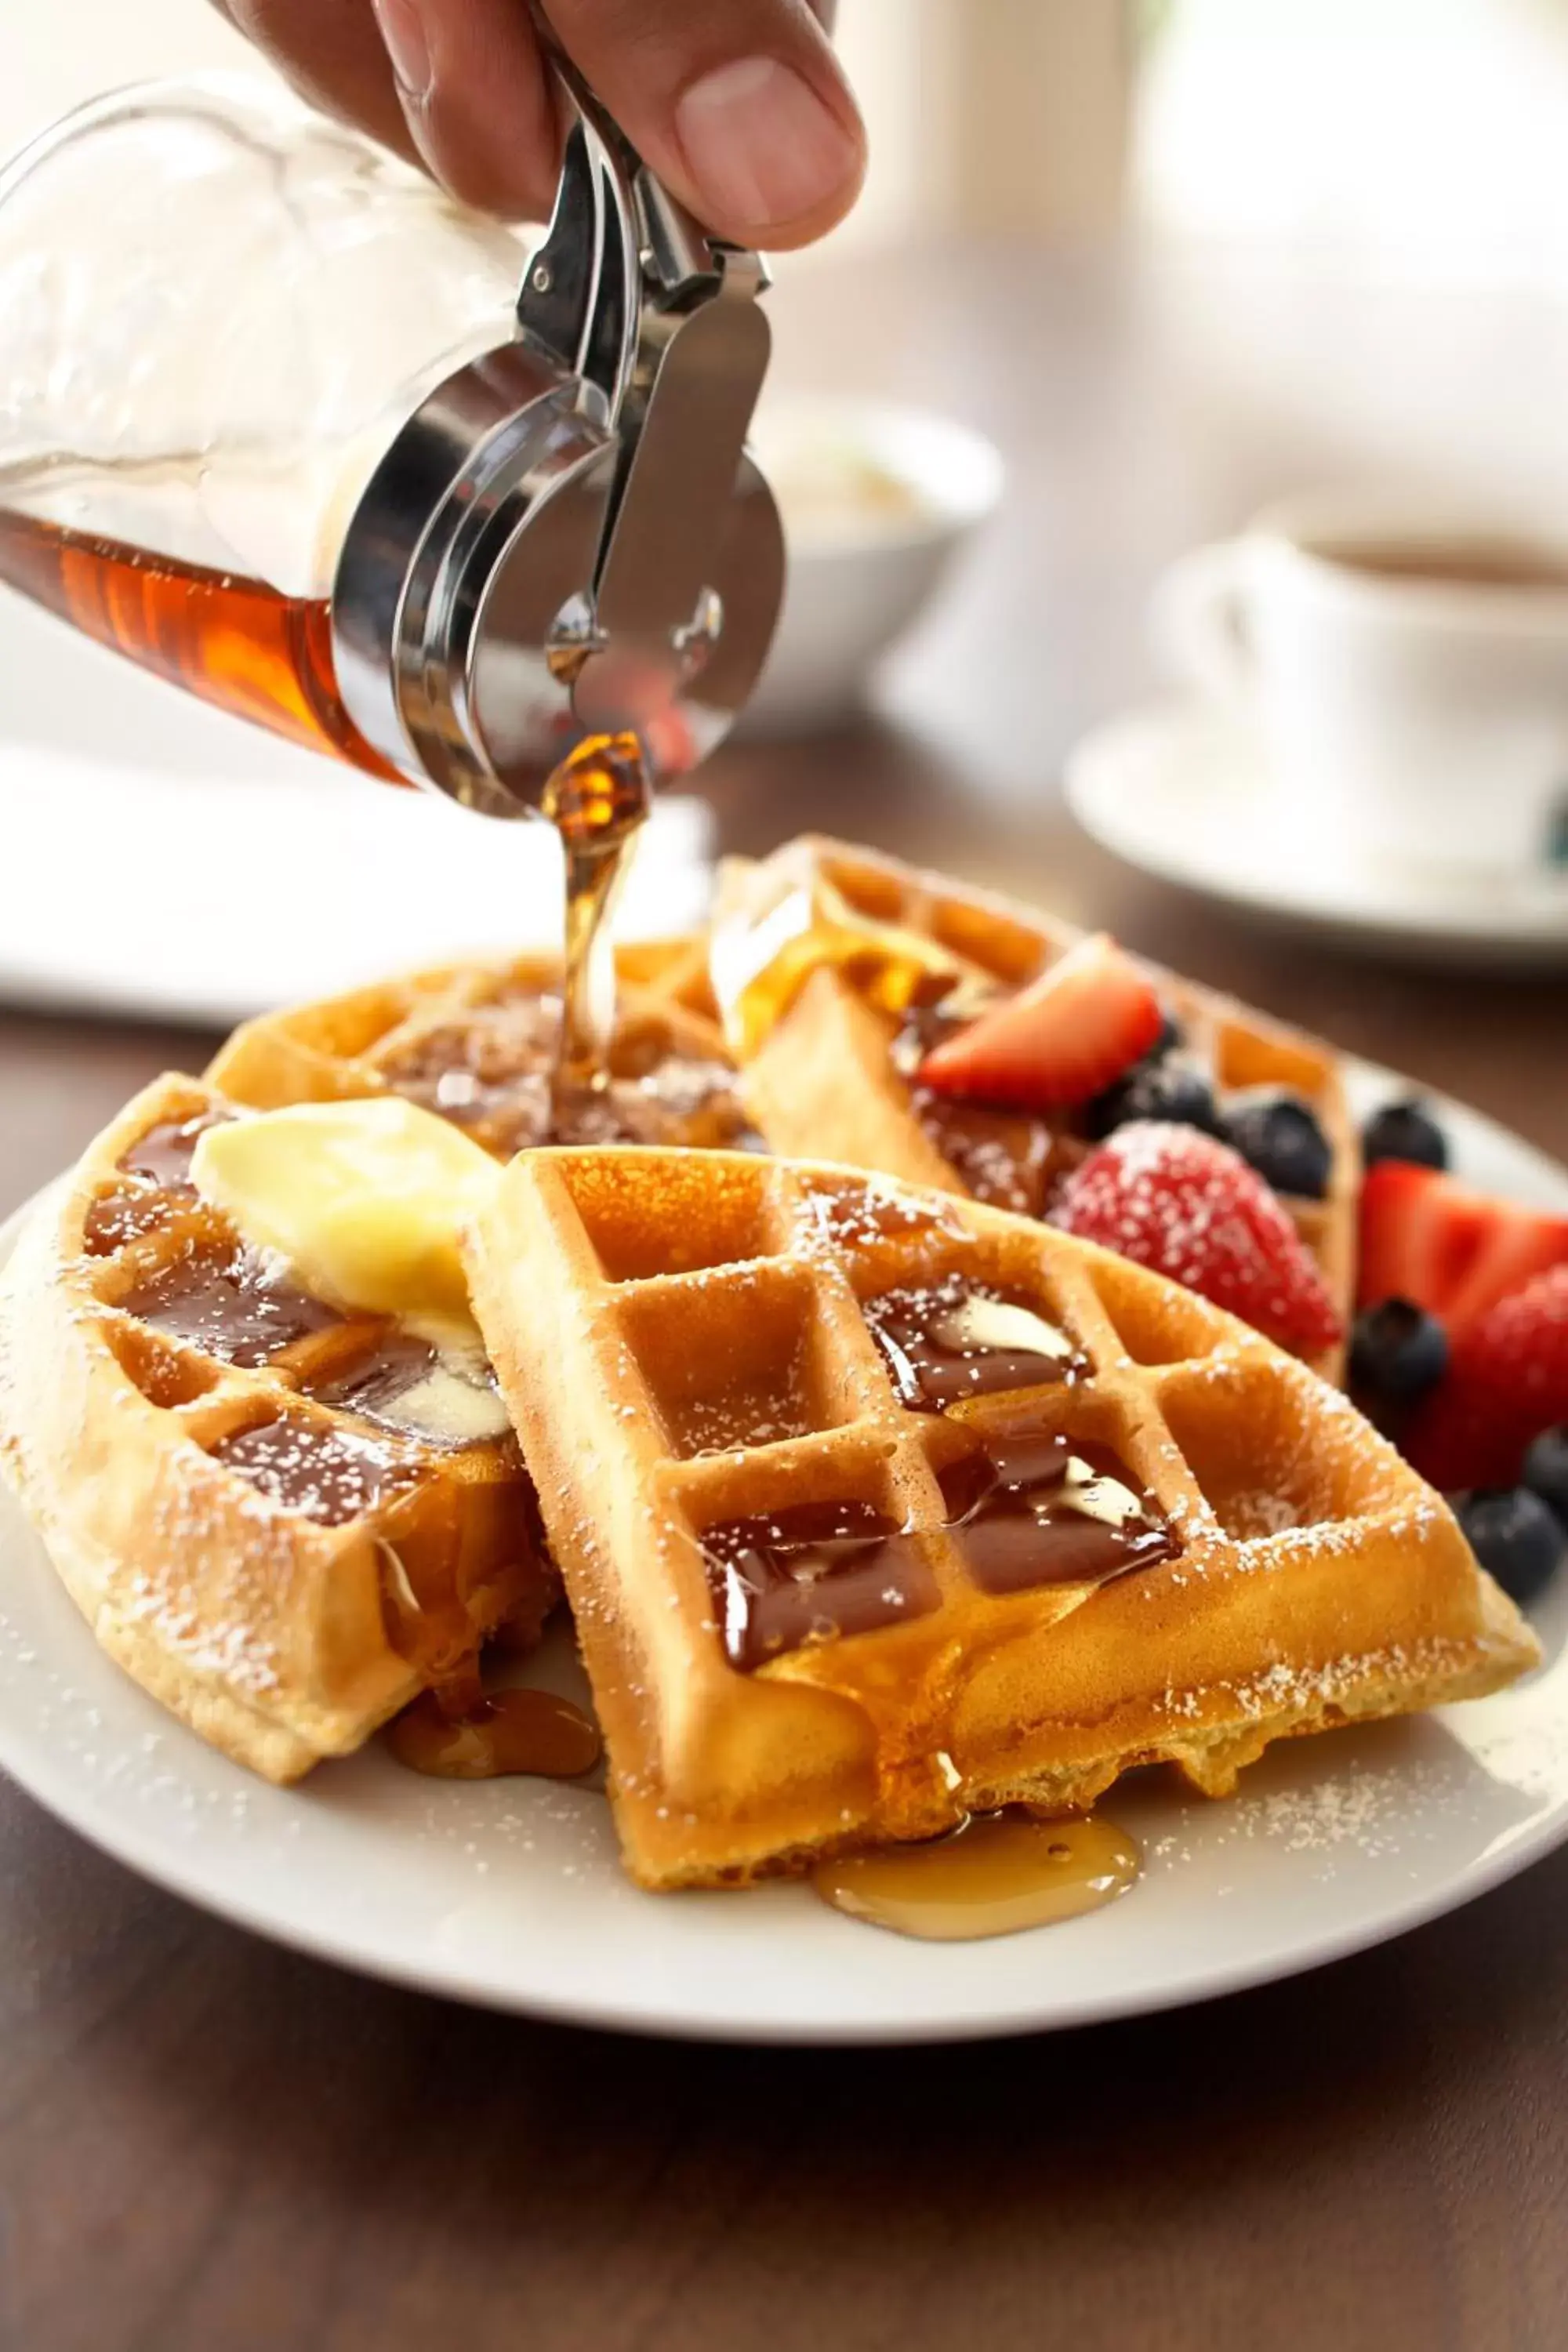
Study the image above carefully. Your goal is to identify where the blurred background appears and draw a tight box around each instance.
[3,0,1568,1022]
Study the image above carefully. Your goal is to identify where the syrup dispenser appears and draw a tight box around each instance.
[0,65,785,819]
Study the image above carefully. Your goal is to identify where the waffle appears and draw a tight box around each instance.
[0,1073,554,1782]
[208,938,756,1153]
[712,838,1359,1384]
[465,1146,1534,1890]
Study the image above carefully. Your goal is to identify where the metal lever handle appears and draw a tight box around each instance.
[515,23,776,746]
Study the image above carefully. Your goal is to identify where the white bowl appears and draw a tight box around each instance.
[740,397,1004,733]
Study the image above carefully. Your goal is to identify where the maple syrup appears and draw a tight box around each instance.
[812,1809,1140,1940]
[700,1498,941,1671]
[209,1415,417,1526]
[938,1425,1178,1595]
[893,1003,1061,1217]
[0,511,404,783]
[0,523,659,1116]
[388,1685,602,1780]
[121,1241,343,1369]
[864,1277,1086,1409]
[541,730,651,1108]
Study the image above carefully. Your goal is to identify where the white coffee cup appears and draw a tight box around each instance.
[1155,493,1568,879]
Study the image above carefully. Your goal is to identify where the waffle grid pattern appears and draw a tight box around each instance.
[0,1073,550,1780]
[466,1149,1491,1888]
[208,940,735,1153]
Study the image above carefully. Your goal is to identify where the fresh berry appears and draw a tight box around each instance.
[1082,1057,1222,1142]
[1051,1121,1343,1356]
[1225,1087,1333,1200]
[1362,1097,1449,1171]
[916,934,1163,1111]
[1145,1013,1186,1062]
[1404,1265,1568,1489]
[1357,1162,1568,1341]
[1349,1298,1448,1406]
[1523,1425,1568,1528]
[1453,1486,1564,1606]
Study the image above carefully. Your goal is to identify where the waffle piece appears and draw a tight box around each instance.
[208,938,757,1154]
[465,1148,1534,1890]
[712,838,1358,1383]
[0,1075,554,1781]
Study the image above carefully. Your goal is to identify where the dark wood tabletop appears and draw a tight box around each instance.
[2,241,1567,2352]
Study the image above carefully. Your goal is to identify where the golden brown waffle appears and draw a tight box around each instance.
[0,1074,554,1782]
[713,839,1359,1384]
[465,1146,1534,1891]
[208,938,755,1153]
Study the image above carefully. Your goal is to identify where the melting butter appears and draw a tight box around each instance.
[376,1357,512,1446]
[710,854,983,1060]
[1058,1457,1146,1530]
[931,1294,1073,1363]
[191,1097,499,1341]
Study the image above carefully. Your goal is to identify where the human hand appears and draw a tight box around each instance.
[214,0,866,247]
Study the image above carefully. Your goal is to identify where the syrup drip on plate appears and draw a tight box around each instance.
[812,1809,1140,1940]
[388,1686,603,1780]
[541,731,650,1113]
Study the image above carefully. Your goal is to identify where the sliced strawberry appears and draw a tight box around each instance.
[1404,1265,1568,1490]
[1053,1120,1342,1358]
[915,935,1163,1111]
[1359,1161,1568,1340]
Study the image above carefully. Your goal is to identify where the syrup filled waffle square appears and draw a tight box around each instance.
[466,1148,1534,1890]
[208,938,755,1154]
[0,1075,554,1781]
[712,838,1358,1384]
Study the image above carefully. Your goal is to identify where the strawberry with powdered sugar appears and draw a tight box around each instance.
[1052,1122,1343,1361]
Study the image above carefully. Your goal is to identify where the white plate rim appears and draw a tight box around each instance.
[2,1067,1567,2045]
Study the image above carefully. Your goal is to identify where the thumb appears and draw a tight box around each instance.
[546,0,866,249]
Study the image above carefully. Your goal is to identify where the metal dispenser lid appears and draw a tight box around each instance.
[331,42,784,818]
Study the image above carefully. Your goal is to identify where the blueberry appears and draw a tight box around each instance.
[1363,1098,1448,1171]
[1454,1486,1565,1606]
[1083,1056,1221,1142]
[1145,1013,1186,1064]
[1523,1425,1568,1529]
[1224,1087,1333,1200]
[1349,1298,1449,1405]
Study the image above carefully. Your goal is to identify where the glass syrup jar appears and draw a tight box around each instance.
[0,72,783,820]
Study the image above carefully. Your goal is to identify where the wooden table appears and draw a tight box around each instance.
[3,244,1567,2352]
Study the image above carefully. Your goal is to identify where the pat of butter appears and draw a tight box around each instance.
[191,1098,499,1341]
[710,852,978,1060]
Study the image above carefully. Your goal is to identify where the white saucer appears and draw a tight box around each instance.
[1065,700,1568,970]
[2,1065,1567,2042]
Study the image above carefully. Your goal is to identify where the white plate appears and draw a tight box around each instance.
[1065,699,1568,971]
[2,1067,1566,2043]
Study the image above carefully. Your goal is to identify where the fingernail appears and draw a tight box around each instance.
[675,56,859,234]
[372,0,433,100]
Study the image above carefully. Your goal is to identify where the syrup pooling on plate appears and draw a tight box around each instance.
[209,1416,418,1526]
[864,1275,1087,1409]
[938,1425,1178,1595]
[812,1809,1141,1940]
[388,1686,602,1780]
[700,1498,941,1671]
[119,1241,343,1368]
